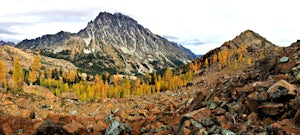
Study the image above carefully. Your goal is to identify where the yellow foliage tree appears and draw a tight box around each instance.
[113,74,121,85]
[0,60,7,90]
[154,80,161,93]
[164,68,173,81]
[28,71,37,85]
[13,56,24,90]
[212,55,218,64]
[105,71,110,80]
[46,68,52,79]
[247,57,251,65]
[28,52,42,85]
[122,77,131,97]
[204,58,209,68]
[239,44,248,53]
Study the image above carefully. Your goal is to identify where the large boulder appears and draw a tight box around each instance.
[36,120,66,135]
[257,103,284,116]
[267,80,297,100]
[267,119,300,134]
[105,120,132,135]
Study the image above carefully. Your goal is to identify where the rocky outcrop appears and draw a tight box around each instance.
[16,12,196,75]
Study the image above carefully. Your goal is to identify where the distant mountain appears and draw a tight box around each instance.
[0,40,16,46]
[17,31,75,52]
[17,12,196,75]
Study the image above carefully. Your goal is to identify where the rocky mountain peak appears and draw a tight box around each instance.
[16,12,195,74]
[227,29,274,49]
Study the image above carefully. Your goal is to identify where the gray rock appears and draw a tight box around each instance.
[105,120,132,135]
[279,56,289,63]
[296,72,300,82]
[201,117,214,127]
[208,102,218,110]
[191,120,203,129]
[221,128,236,135]
[69,110,78,115]
[104,114,114,123]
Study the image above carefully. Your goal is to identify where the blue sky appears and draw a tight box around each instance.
[0,0,299,54]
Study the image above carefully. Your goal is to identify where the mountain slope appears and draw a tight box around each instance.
[0,45,77,71]
[16,12,196,75]
[180,30,277,72]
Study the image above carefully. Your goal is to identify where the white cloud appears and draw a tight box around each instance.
[0,0,300,54]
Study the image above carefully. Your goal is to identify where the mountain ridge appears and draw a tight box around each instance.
[16,12,196,75]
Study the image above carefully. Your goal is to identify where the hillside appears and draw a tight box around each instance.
[0,30,299,135]
[0,45,77,71]
[16,12,196,75]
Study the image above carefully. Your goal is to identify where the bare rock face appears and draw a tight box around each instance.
[16,12,196,75]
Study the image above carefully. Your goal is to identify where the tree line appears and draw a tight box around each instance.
[0,51,193,101]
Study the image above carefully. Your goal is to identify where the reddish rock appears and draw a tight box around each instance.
[20,109,33,118]
[183,108,211,121]
[178,127,191,135]
[258,103,284,116]
[2,125,13,135]
[183,120,191,128]
[267,79,297,100]
[216,115,233,129]
[63,121,86,134]
[2,100,13,105]
[213,107,226,116]
[150,122,164,130]
[60,92,79,101]
[146,104,156,110]
[247,91,268,101]
[268,119,300,135]
[97,120,108,131]
[150,107,161,115]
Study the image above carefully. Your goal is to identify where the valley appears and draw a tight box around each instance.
[0,12,300,135]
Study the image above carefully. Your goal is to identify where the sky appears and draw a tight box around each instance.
[0,0,299,54]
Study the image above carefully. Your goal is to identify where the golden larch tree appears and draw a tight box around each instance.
[204,58,209,68]
[28,52,42,85]
[0,60,7,90]
[13,56,24,90]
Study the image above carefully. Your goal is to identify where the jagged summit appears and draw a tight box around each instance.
[16,12,196,74]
